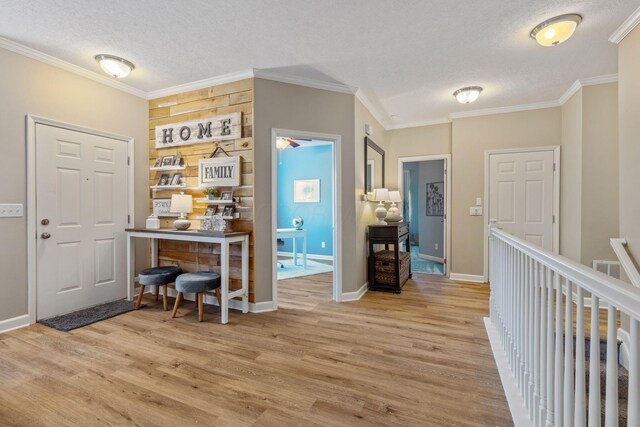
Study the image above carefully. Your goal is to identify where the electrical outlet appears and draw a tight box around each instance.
[476,197,482,206]
[0,204,23,218]
[434,243,438,250]
[321,242,326,248]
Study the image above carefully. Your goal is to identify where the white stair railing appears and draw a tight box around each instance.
[611,238,640,287]
[489,223,640,426]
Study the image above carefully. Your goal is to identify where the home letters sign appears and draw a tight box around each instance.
[199,156,241,187]
[155,112,241,149]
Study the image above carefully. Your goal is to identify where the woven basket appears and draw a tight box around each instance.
[373,250,410,285]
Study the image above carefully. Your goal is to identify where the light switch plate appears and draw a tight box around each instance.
[0,204,23,218]
[469,206,483,216]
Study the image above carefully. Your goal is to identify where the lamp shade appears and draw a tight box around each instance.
[170,193,193,213]
[389,191,402,203]
[372,188,390,202]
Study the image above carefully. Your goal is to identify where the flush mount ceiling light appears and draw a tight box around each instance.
[453,86,483,104]
[530,14,582,46]
[94,54,135,78]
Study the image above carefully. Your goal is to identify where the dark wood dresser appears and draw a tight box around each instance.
[368,222,412,293]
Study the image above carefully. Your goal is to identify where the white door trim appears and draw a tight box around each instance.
[483,145,560,282]
[26,114,135,325]
[271,128,342,308]
[397,154,452,276]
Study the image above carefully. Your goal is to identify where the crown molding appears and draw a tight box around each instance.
[254,69,357,95]
[145,69,255,99]
[355,89,390,130]
[558,73,618,105]
[0,36,147,99]
[448,100,560,120]
[609,6,640,44]
[386,117,450,130]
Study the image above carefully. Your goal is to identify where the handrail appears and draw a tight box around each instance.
[611,237,640,288]
[492,227,640,318]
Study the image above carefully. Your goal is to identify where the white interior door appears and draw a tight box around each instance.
[489,150,555,250]
[36,124,128,319]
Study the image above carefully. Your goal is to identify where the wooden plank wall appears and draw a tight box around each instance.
[148,79,255,301]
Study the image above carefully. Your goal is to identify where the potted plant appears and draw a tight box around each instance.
[203,187,220,200]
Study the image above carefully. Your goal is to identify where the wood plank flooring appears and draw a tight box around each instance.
[0,273,513,426]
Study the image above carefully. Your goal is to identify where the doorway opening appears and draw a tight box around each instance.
[271,129,342,309]
[398,154,451,276]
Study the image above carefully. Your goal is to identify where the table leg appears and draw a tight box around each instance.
[293,237,298,266]
[151,238,158,267]
[127,234,135,300]
[303,233,307,269]
[241,236,249,313]
[220,240,229,324]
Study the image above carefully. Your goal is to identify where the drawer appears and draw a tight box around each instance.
[369,222,410,240]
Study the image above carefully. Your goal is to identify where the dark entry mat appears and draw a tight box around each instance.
[39,299,137,332]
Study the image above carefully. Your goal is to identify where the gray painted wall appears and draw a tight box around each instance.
[418,160,445,259]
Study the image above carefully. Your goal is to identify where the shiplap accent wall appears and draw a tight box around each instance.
[148,78,255,301]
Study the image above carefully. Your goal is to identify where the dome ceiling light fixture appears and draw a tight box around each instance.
[95,54,135,78]
[453,86,483,104]
[530,14,582,47]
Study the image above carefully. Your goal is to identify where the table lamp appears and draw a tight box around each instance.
[372,188,390,225]
[170,192,193,230]
[386,191,403,222]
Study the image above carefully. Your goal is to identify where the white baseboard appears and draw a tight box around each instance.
[0,314,31,334]
[277,251,334,261]
[484,317,533,427]
[449,273,487,283]
[417,253,444,263]
[341,282,368,302]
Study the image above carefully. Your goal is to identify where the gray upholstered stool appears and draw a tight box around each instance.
[136,266,183,311]
[172,272,222,322]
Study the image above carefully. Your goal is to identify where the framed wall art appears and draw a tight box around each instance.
[293,179,320,203]
[426,181,444,216]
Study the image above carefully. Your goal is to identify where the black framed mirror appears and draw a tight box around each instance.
[364,136,385,194]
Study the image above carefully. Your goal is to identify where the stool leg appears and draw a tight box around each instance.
[162,285,168,311]
[154,285,160,301]
[135,285,145,310]
[214,288,222,308]
[172,292,183,318]
[198,293,204,322]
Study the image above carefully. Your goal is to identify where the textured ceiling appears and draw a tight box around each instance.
[0,0,637,127]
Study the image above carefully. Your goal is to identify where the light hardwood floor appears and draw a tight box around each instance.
[0,273,513,426]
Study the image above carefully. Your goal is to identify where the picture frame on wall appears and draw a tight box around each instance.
[152,199,180,217]
[220,191,233,201]
[426,181,444,216]
[170,173,182,186]
[153,158,163,167]
[162,155,175,167]
[293,179,320,203]
[158,174,170,186]
[198,156,241,187]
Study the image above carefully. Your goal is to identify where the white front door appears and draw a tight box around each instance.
[36,124,129,319]
[489,150,555,250]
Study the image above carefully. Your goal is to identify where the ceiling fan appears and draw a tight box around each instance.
[276,137,312,151]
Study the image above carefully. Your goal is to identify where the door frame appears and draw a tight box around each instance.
[26,115,135,324]
[483,146,560,282]
[397,154,452,276]
[271,128,342,307]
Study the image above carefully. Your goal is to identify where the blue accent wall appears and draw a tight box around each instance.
[277,144,333,256]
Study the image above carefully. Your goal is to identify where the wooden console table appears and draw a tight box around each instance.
[368,222,412,293]
[126,228,249,324]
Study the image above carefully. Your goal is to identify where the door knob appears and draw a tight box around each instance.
[41,232,51,239]
[41,219,50,225]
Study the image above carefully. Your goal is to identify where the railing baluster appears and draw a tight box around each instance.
[528,256,535,414]
[574,287,586,426]
[545,267,555,426]
[605,304,618,427]
[538,264,547,425]
[628,318,639,427]
[554,272,564,427]
[533,260,541,425]
[564,279,575,427]
[589,295,601,427]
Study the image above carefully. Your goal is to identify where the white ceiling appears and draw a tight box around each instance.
[0,0,637,128]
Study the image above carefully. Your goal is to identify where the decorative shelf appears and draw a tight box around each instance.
[196,214,239,220]
[150,184,187,190]
[150,165,187,171]
[195,198,236,204]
